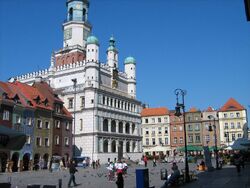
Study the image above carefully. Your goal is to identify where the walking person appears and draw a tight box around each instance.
[234,153,241,175]
[116,172,124,188]
[153,156,157,167]
[68,160,78,187]
[143,156,148,168]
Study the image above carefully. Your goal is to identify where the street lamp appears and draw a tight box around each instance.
[174,89,190,182]
[208,115,219,170]
[71,78,77,158]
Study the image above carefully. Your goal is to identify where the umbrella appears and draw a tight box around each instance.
[208,146,222,151]
[177,145,203,152]
[0,125,26,150]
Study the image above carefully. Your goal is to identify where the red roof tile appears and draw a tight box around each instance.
[189,107,198,112]
[205,106,215,112]
[219,98,245,111]
[141,107,169,117]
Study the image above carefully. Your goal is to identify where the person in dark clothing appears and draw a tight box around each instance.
[68,160,78,187]
[116,172,124,188]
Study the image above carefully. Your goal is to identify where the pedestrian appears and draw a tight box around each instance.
[234,153,241,175]
[92,160,96,169]
[68,160,78,187]
[116,172,124,188]
[153,156,157,167]
[161,162,180,188]
[143,156,148,168]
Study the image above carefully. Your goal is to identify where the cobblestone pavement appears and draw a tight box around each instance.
[0,161,249,188]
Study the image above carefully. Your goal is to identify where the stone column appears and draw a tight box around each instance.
[108,119,111,132]
[129,123,132,135]
[116,140,119,153]
[99,117,103,132]
[123,121,126,134]
[123,140,126,153]
[108,139,112,153]
[94,136,98,153]
[99,138,103,152]
[115,120,119,133]
[130,140,133,153]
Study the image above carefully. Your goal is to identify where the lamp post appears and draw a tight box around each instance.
[71,78,77,158]
[174,89,190,182]
[208,115,219,170]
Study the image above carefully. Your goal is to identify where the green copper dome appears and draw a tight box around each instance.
[107,36,118,52]
[124,56,136,65]
[87,35,99,45]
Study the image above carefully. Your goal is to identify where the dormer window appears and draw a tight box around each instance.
[55,104,61,113]
[13,95,20,104]
[27,100,33,106]
[34,96,41,104]
[2,93,8,99]
[43,98,49,106]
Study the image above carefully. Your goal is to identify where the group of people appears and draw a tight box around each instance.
[106,160,128,188]
[161,162,181,188]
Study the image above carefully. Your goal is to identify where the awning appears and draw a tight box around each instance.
[177,145,203,152]
[0,126,26,150]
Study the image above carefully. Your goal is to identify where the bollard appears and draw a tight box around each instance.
[136,168,149,188]
[58,179,62,188]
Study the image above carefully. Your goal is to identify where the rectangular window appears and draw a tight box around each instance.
[159,138,162,145]
[237,122,241,129]
[224,113,228,118]
[55,136,60,145]
[173,137,177,144]
[152,118,155,123]
[195,134,201,143]
[151,128,155,136]
[66,122,70,130]
[37,120,42,129]
[237,133,242,138]
[45,138,49,147]
[158,118,161,123]
[195,124,200,131]
[188,124,193,131]
[152,138,155,145]
[188,135,193,143]
[145,129,149,135]
[26,135,31,144]
[80,119,83,131]
[205,123,209,130]
[205,135,210,143]
[164,117,168,123]
[65,137,69,146]
[165,137,168,145]
[36,137,41,146]
[230,122,235,129]
[179,126,183,131]
[145,119,148,123]
[232,133,236,141]
[236,113,240,117]
[165,127,168,134]
[224,123,228,129]
[16,116,21,124]
[146,138,149,145]
[3,110,10,120]
[55,105,61,113]
[179,137,183,144]
[68,98,73,109]
[230,113,234,118]
[55,120,60,129]
[173,126,177,131]
[27,117,32,126]
[45,121,50,129]
[158,127,162,134]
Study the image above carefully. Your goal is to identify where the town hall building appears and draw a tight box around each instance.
[14,0,142,162]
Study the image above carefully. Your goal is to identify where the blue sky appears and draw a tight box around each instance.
[0,0,250,117]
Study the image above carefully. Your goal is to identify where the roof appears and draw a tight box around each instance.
[204,106,215,112]
[124,56,136,65]
[219,98,245,112]
[189,107,199,112]
[141,107,169,117]
[86,35,99,46]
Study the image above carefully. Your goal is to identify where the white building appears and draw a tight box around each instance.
[141,107,171,156]
[14,0,142,162]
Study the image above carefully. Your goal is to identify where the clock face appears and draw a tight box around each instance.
[64,28,72,40]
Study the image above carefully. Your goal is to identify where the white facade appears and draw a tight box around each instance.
[14,0,142,163]
[141,113,171,156]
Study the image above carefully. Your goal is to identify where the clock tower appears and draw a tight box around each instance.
[54,0,92,67]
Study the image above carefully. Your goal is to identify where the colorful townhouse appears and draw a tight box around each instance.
[141,107,171,157]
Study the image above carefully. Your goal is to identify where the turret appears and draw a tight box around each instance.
[106,36,118,68]
[124,56,136,98]
[63,0,91,48]
[86,35,99,62]
[85,35,99,89]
